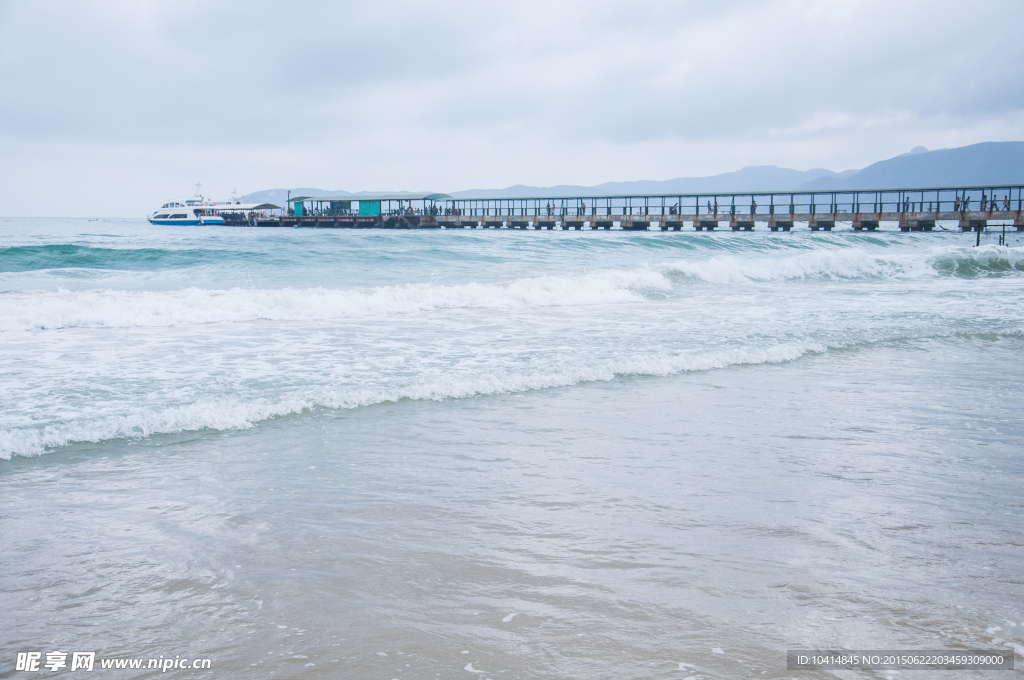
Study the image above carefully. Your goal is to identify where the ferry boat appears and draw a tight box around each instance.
[148,185,281,226]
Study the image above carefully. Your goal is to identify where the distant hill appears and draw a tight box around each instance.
[240,188,332,206]
[244,167,858,204]
[241,141,1024,202]
[450,166,859,198]
[796,141,1024,191]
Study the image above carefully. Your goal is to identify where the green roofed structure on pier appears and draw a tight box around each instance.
[288,193,453,217]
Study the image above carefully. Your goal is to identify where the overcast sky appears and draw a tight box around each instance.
[2,0,1023,216]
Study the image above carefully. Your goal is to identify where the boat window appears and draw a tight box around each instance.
[154,214,170,219]
[169,214,187,218]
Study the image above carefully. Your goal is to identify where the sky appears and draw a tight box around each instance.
[1,0,1023,216]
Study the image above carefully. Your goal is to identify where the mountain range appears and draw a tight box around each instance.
[241,141,1024,204]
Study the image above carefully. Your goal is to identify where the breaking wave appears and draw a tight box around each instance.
[4,245,1021,331]
[660,244,1024,283]
[0,341,819,459]
[928,245,1024,277]
[0,268,662,331]
[0,244,247,272]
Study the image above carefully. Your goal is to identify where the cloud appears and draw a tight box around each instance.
[1,0,1022,215]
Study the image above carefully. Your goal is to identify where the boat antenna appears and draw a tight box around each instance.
[195,181,202,197]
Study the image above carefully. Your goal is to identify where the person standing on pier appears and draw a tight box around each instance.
[955,196,961,211]
[1004,195,1010,211]
[707,200,712,215]
[714,200,719,215]
[982,193,987,211]
[751,199,757,214]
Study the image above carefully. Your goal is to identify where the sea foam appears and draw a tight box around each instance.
[5,245,1019,332]
[658,244,1024,283]
[0,267,665,332]
[0,341,821,458]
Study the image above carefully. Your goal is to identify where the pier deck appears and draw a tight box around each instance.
[257,184,1024,232]
[275,210,1023,232]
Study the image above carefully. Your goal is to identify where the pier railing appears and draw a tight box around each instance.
[438,184,1024,218]
[277,183,1024,233]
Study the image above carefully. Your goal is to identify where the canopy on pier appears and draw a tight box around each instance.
[289,193,452,217]
[212,202,281,211]
[291,193,452,202]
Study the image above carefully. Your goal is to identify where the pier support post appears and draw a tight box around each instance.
[731,214,755,231]
[959,213,985,232]
[809,214,835,231]
[622,218,650,231]
[852,214,880,231]
[614,219,647,232]
[900,213,934,231]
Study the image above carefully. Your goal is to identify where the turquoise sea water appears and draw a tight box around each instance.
[1,219,1023,678]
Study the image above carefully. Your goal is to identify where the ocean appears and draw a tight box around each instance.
[1,218,1023,679]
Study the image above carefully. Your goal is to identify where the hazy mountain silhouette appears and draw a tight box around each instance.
[796,141,1024,191]
[449,166,858,198]
[241,141,1023,202]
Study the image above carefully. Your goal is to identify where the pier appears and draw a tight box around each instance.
[264,185,1024,232]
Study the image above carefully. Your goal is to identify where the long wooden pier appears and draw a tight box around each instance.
[274,209,1023,232]
[260,184,1024,232]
